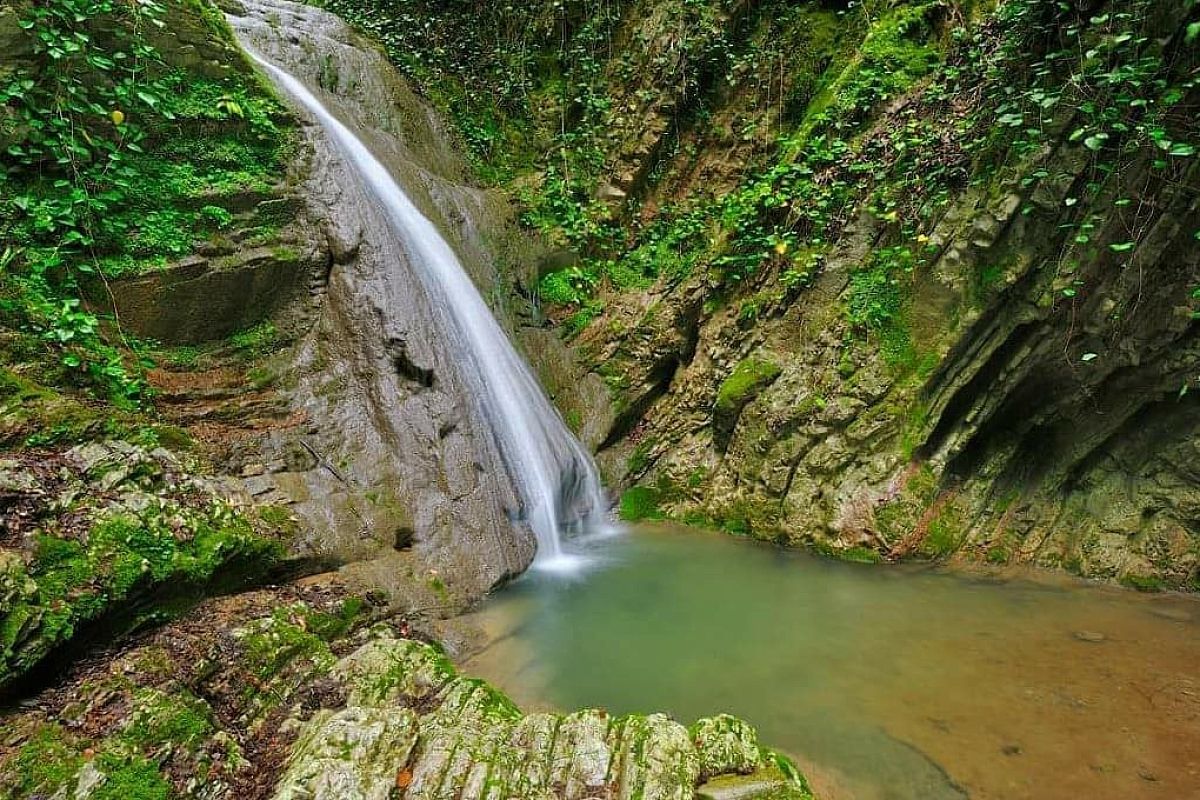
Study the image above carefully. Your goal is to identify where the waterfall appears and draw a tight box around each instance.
[242,47,608,569]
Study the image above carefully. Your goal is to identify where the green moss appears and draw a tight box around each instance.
[301,597,367,642]
[7,725,84,797]
[230,321,285,358]
[874,465,939,545]
[1,498,282,689]
[1120,574,1165,593]
[122,688,214,750]
[715,358,782,416]
[899,400,930,460]
[92,753,171,800]
[619,486,664,522]
[920,500,967,557]
[0,368,174,451]
[238,606,335,681]
[428,575,450,602]
[837,546,885,564]
[985,545,1009,564]
[627,438,657,475]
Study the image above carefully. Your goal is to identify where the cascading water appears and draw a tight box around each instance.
[242,47,608,569]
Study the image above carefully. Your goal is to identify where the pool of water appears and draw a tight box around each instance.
[461,523,1200,800]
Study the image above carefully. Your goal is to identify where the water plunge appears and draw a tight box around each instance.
[464,524,1200,800]
[243,48,608,569]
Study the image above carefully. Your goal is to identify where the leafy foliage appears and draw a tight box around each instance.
[1,0,292,403]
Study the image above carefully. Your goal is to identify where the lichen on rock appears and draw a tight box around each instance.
[270,633,811,800]
[690,714,763,781]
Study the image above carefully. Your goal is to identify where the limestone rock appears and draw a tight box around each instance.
[272,635,810,800]
[273,706,420,800]
[690,714,763,780]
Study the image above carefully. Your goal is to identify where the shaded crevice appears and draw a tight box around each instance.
[920,321,1039,462]
[1061,393,1200,494]
[387,337,436,388]
[597,353,682,452]
[597,302,702,453]
[0,552,337,708]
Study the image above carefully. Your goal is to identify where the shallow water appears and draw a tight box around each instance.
[462,524,1200,800]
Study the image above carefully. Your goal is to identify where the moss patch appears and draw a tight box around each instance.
[714,358,783,432]
[619,486,665,522]
[1120,573,1166,593]
[5,725,84,798]
[0,446,287,690]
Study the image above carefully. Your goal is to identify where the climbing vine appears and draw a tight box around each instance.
[1,0,291,402]
[0,0,177,400]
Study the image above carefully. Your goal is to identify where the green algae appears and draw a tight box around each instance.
[619,486,665,522]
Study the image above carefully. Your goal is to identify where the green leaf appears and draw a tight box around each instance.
[1109,242,1136,253]
[1187,22,1200,44]
[1168,143,1197,157]
[1081,353,1098,362]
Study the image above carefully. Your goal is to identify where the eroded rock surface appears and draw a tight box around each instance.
[272,634,811,800]
[0,595,812,800]
[222,0,613,606]
[0,440,289,692]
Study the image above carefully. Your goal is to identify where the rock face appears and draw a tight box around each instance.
[0,440,287,693]
[101,227,324,345]
[222,0,612,605]
[299,0,1200,588]
[582,0,1200,588]
[347,0,1199,588]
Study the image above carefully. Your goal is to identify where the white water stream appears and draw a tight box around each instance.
[245,49,608,569]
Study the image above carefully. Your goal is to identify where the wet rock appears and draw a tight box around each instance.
[691,714,763,780]
[335,636,455,708]
[0,459,39,494]
[273,706,420,800]
[98,241,319,345]
[697,770,814,800]
[272,634,809,800]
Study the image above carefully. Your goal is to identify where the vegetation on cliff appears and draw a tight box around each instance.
[319,0,1200,586]
[1,0,295,402]
[0,0,310,695]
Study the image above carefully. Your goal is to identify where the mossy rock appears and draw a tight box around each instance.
[271,635,814,800]
[619,486,665,522]
[714,359,782,449]
[690,714,763,780]
[0,442,287,691]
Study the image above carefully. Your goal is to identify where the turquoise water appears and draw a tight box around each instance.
[463,524,1200,800]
